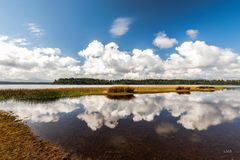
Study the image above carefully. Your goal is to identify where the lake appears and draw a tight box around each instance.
[0,86,240,159]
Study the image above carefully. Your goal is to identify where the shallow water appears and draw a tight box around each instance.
[1,88,240,159]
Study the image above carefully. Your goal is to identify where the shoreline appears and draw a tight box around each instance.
[0,111,70,160]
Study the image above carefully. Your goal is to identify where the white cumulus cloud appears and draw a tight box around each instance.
[78,40,163,79]
[109,17,131,36]
[0,35,28,46]
[153,32,178,49]
[164,41,240,79]
[0,35,81,81]
[1,34,240,81]
[78,40,240,80]
[186,29,199,39]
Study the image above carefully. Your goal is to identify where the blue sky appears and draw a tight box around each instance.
[0,0,240,81]
[1,0,240,58]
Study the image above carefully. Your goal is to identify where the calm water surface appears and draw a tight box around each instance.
[1,88,240,160]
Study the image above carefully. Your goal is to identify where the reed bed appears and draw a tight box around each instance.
[134,85,224,93]
[0,88,107,101]
[107,86,135,93]
[0,85,225,101]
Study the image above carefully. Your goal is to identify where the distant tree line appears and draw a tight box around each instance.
[53,78,240,85]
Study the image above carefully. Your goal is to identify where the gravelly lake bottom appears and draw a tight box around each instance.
[1,86,240,160]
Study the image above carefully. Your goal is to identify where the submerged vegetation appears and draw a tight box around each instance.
[0,86,224,101]
[54,78,240,85]
[0,111,70,160]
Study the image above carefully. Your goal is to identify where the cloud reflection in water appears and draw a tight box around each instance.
[0,90,240,131]
[0,99,81,123]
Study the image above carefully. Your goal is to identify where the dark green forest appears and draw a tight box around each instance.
[53,78,240,85]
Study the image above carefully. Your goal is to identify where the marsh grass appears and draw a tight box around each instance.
[0,85,225,101]
[134,85,224,93]
[0,111,70,160]
[0,88,107,101]
[107,86,135,93]
[176,86,191,90]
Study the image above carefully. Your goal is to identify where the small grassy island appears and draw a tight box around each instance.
[0,85,225,101]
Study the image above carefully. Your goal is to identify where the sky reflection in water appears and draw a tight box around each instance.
[1,89,240,159]
[0,89,240,131]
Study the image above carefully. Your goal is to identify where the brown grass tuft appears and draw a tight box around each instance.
[107,86,135,93]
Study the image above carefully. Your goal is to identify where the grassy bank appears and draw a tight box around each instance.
[0,111,70,160]
[0,85,225,101]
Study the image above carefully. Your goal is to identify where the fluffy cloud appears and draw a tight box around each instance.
[153,32,178,49]
[164,41,240,79]
[27,23,44,37]
[0,35,28,46]
[0,35,81,81]
[186,29,199,39]
[78,40,163,79]
[79,40,240,79]
[109,17,131,36]
[1,34,240,81]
